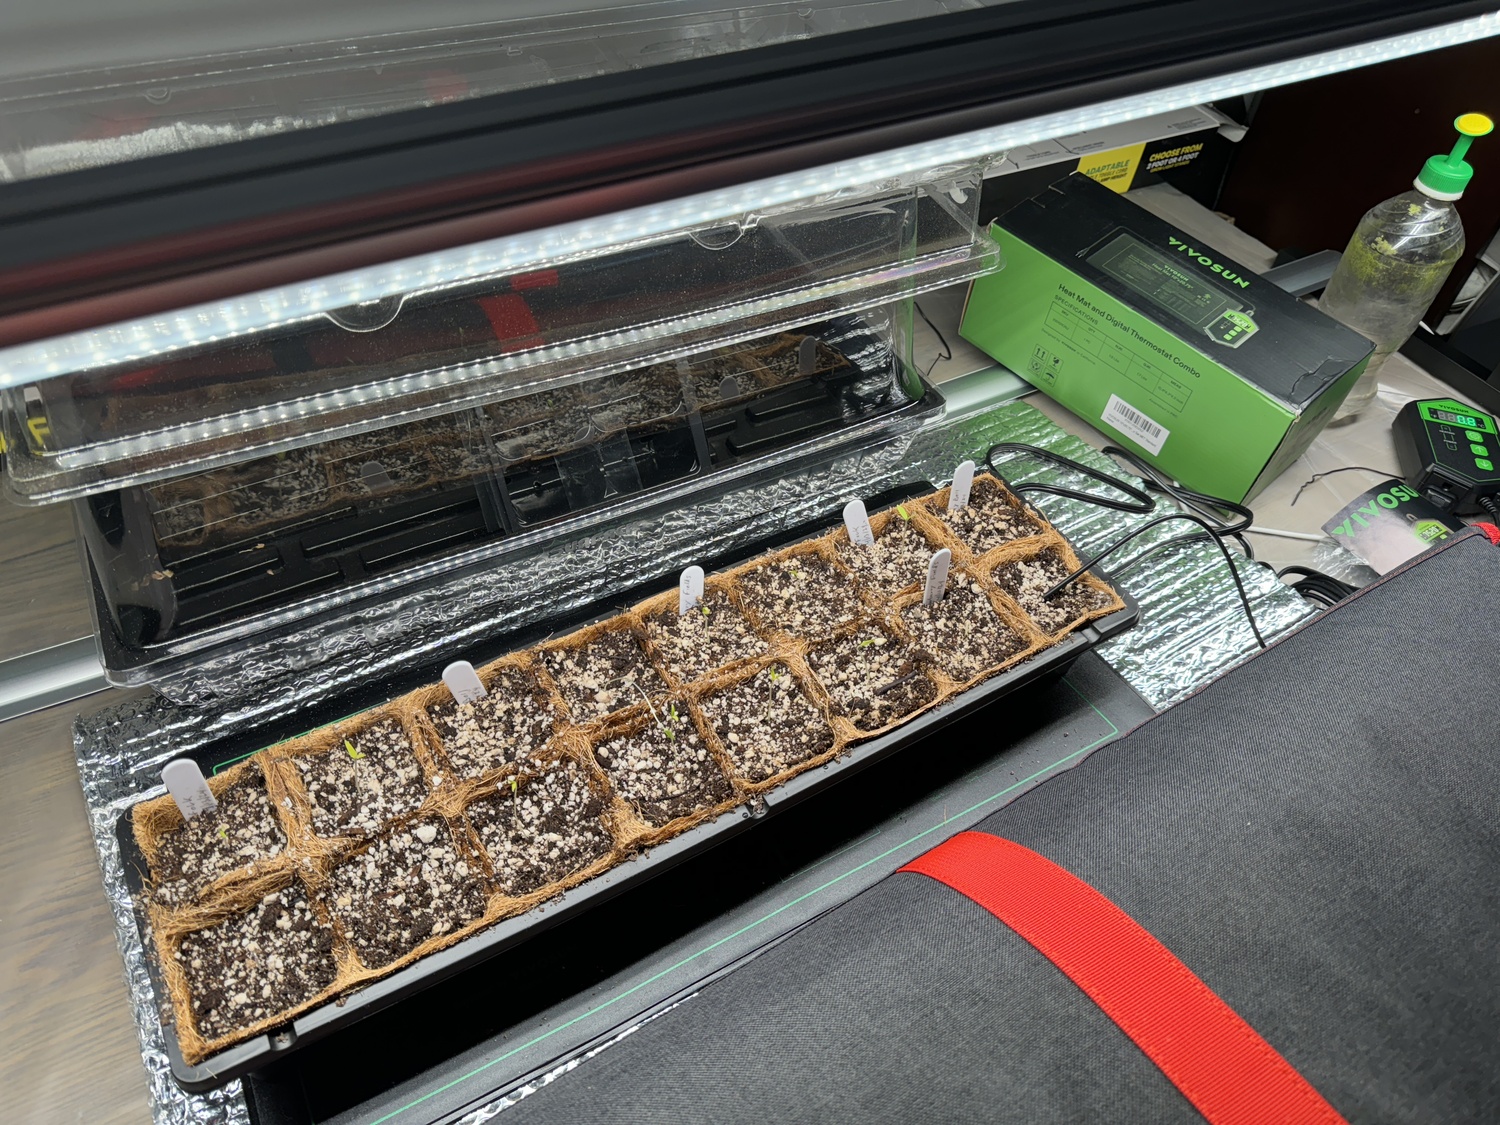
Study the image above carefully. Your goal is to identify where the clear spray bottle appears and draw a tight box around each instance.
[1323,113,1492,421]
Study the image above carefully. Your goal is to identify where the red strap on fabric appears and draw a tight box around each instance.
[901,832,1347,1125]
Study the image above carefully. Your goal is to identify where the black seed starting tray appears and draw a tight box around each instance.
[116,484,1136,1092]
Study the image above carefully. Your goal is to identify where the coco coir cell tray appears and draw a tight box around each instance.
[120,474,1134,1089]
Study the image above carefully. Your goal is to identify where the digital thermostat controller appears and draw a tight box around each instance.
[1393,398,1500,515]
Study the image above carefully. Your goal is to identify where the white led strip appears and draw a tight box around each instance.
[0,9,1496,387]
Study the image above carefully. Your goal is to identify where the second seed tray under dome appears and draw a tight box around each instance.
[120,473,1135,1089]
[78,314,927,672]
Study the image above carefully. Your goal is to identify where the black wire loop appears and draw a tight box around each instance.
[1042,512,1269,650]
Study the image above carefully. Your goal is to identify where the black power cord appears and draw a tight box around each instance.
[984,442,1268,649]
[1101,444,1256,561]
[1276,565,1357,608]
[986,443,1154,513]
[1477,494,1500,526]
[1042,512,1269,649]
[914,301,952,382]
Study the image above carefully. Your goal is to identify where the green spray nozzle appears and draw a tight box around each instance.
[1417,112,1493,199]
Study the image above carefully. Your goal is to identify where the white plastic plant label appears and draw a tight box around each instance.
[162,759,217,820]
[798,335,818,375]
[843,499,875,546]
[948,460,976,513]
[679,565,706,615]
[442,660,488,704]
[923,548,953,606]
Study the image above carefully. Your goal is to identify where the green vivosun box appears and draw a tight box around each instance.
[960,174,1375,502]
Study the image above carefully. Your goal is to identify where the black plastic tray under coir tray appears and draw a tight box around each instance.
[116,530,1138,1093]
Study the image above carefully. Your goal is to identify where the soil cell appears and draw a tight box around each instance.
[992,549,1115,635]
[687,351,764,405]
[736,554,864,641]
[590,368,685,431]
[592,702,733,827]
[542,628,671,724]
[427,666,558,779]
[806,625,939,733]
[834,509,940,597]
[294,719,430,838]
[328,817,488,969]
[936,476,1044,555]
[150,771,287,907]
[465,758,614,896]
[698,663,836,783]
[898,572,1029,682]
[643,590,767,686]
[738,335,839,385]
[493,409,593,463]
[176,881,337,1042]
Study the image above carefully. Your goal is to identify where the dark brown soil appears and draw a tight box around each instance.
[492,409,592,462]
[898,573,1029,682]
[327,817,488,969]
[323,427,433,497]
[698,663,836,783]
[465,758,614,896]
[937,477,1044,554]
[834,509,940,597]
[150,449,332,548]
[687,351,762,405]
[176,881,337,1041]
[805,626,939,733]
[993,549,1115,635]
[736,554,864,641]
[426,666,557,779]
[738,334,839,384]
[542,628,671,724]
[590,368,685,430]
[592,702,733,827]
[150,772,286,907]
[294,720,430,838]
[643,591,766,685]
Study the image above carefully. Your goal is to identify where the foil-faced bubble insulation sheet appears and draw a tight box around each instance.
[75,398,1315,1125]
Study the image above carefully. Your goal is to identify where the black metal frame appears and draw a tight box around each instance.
[0,0,1491,344]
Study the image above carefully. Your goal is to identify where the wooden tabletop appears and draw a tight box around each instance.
[1,499,152,1125]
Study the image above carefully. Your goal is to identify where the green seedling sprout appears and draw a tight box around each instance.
[509,777,519,796]
[896,504,912,521]
[217,826,228,841]
[700,604,712,617]
[630,682,679,742]
[344,738,365,761]
[857,637,877,650]
[764,665,786,719]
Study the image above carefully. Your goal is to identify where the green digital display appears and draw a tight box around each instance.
[1432,408,1482,429]
[1418,401,1497,434]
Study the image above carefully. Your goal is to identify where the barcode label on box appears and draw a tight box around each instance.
[1101,394,1169,455]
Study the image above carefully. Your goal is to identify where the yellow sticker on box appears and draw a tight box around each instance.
[1077,143,1145,193]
